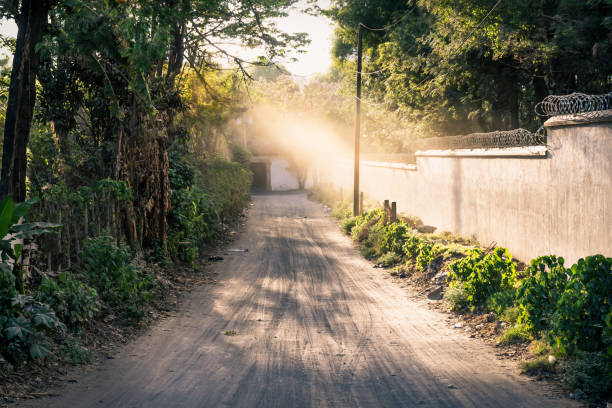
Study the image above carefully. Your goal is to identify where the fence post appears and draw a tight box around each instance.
[359,192,363,215]
[391,202,397,223]
[383,200,390,221]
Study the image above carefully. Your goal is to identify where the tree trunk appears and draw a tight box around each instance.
[0,0,53,201]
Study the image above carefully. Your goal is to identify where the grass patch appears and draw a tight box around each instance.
[520,355,556,375]
[497,325,530,345]
[443,283,468,312]
[223,330,236,336]
[377,252,403,267]
[60,337,92,365]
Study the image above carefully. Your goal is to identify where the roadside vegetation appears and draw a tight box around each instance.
[0,0,305,401]
[311,185,612,403]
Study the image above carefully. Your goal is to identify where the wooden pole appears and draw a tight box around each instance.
[353,24,363,216]
[359,192,364,215]
[391,202,397,223]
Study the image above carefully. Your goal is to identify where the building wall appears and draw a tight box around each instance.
[319,113,612,263]
[252,155,317,191]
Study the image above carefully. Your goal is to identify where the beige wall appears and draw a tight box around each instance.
[319,114,612,263]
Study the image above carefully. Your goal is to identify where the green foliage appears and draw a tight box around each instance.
[350,208,385,242]
[380,222,409,255]
[415,242,445,272]
[230,143,252,169]
[501,306,520,325]
[0,294,65,364]
[552,255,612,355]
[520,356,556,375]
[81,236,152,320]
[377,252,402,267]
[447,247,517,306]
[485,290,516,316]
[340,216,357,235]
[195,157,252,223]
[517,255,568,335]
[402,235,423,259]
[60,336,92,365]
[36,273,100,328]
[562,351,611,401]
[444,282,468,312]
[331,201,352,220]
[497,325,530,346]
[168,187,220,264]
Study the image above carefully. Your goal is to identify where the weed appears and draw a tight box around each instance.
[377,252,402,267]
[501,306,520,324]
[340,217,357,235]
[520,356,556,375]
[60,336,92,365]
[224,330,236,336]
[485,290,516,316]
[562,351,611,401]
[444,282,468,312]
[497,325,530,345]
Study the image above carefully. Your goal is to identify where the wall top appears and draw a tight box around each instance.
[544,109,612,128]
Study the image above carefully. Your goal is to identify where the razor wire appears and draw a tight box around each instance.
[416,128,546,151]
[535,92,612,116]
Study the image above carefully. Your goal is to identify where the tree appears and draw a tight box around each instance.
[0,0,55,202]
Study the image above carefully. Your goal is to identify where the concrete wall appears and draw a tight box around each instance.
[319,113,612,263]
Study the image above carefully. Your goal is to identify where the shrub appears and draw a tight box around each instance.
[340,217,357,235]
[380,222,409,255]
[552,255,612,355]
[485,289,516,316]
[0,294,64,365]
[444,282,468,311]
[516,255,568,335]
[415,242,445,272]
[501,306,521,324]
[36,273,100,328]
[377,252,402,267]
[81,236,153,319]
[562,351,611,401]
[331,201,352,220]
[230,143,252,169]
[351,209,385,242]
[60,336,92,365]
[447,247,517,306]
[402,235,422,259]
[497,325,530,345]
[168,187,220,263]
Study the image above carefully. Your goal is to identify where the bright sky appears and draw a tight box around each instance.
[0,1,334,76]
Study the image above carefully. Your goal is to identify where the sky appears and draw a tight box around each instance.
[0,1,334,77]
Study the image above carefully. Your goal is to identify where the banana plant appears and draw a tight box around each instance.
[0,196,60,292]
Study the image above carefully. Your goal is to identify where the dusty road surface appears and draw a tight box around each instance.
[19,192,575,408]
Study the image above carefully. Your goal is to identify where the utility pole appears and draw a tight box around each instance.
[353,24,363,216]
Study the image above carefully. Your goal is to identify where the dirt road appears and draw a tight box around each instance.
[19,192,575,407]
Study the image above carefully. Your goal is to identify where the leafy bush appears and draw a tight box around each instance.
[60,336,92,365]
[0,294,64,364]
[351,209,385,242]
[331,201,352,220]
[552,255,612,355]
[377,252,402,267]
[402,235,423,259]
[81,236,153,319]
[340,216,357,235]
[168,187,220,263]
[444,282,468,311]
[485,289,516,316]
[36,273,100,327]
[415,242,445,272]
[230,142,252,169]
[447,247,517,306]
[517,255,568,335]
[380,222,409,255]
[195,157,252,223]
[562,351,611,401]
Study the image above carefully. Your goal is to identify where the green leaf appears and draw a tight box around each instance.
[29,340,51,359]
[11,197,38,224]
[0,196,14,238]
[4,317,32,340]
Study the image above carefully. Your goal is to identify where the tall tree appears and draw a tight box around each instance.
[0,0,55,201]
